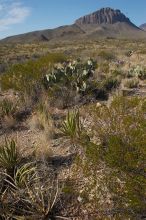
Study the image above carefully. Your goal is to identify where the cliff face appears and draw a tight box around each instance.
[75,8,132,25]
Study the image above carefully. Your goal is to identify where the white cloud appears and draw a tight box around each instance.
[0,0,30,31]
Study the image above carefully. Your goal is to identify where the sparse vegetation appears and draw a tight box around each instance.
[1,38,146,219]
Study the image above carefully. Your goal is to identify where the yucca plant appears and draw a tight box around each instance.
[14,163,36,188]
[61,110,82,141]
[1,173,62,219]
[0,139,19,176]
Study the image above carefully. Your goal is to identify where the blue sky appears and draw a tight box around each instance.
[0,0,146,39]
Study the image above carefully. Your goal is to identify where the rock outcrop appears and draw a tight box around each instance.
[75,7,132,25]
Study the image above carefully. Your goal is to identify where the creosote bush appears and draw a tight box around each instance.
[98,50,116,61]
[0,53,66,92]
[64,96,146,218]
[91,96,146,217]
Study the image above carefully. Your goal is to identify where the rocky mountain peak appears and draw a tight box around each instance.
[75,7,132,25]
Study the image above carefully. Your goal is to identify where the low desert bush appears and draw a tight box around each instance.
[0,53,66,92]
[88,96,146,217]
[66,96,146,218]
[101,76,121,91]
[98,51,116,61]
[125,50,133,57]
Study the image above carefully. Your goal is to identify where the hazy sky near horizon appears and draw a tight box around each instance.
[0,0,146,39]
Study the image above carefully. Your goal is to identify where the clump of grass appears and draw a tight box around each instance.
[34,145,53,161]
[124,78,139,89]
[29,100,55,141]
[0,99,18,129]
[0,99,16,117]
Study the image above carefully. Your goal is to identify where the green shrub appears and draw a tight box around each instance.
[125,50,133,57]
[0,53,66,92]
[91,96,146,215]
[98,51,116,61]
[72,96,146,218]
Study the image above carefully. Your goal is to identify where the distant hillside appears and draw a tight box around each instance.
[1,7,146,44]
[1,24,85,44]
[140,23,146,31]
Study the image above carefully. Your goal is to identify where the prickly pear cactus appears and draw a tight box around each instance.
[128,65,146,79]
[43,59,96,93]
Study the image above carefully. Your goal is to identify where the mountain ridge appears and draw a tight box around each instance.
[1,7,146,44]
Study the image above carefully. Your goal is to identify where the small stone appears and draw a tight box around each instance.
[77,196,83,202]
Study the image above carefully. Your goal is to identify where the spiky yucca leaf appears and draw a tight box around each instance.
[14,163,36,188]
[0,140,18,174]
[61,110,82,140]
